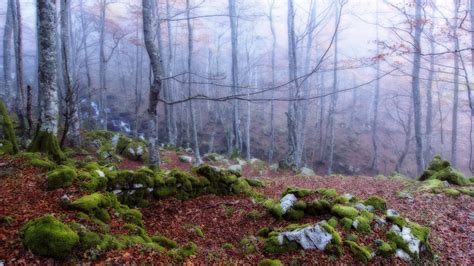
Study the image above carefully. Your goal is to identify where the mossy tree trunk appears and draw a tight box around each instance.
[29,0,64,162]
[0,99,19,154]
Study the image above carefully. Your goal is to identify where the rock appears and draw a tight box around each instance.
[395,249,412,261]
[343,193,354,200]
[238,159,247,166]
[95,170,105,177]
[270,164,279,172]
[228,164,242,174]
[354,203,374,212]
[280,193,297,214]
[375,217,387,225]
[111,134,120,147]
[386,209,399,217]
[390,225,421,255]
[278,223,333,250]
[299,167,315,176]
[179,155,193,163]
[185,148,194,154]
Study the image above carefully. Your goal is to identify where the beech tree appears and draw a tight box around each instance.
[29,0,65,161]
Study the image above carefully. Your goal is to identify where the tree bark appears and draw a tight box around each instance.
[451,0,460,167]
[2,0,13,102]
[228,0,241,155]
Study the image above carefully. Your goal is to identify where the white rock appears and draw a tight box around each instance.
[113,189,122,194]
[179,155,194,163]
[353,219,360,229]
[299,167,315,176]
[390,225,421,255]
[249,158,260,164]
[237,159,247,166]
[280,193,297,214]
[343,193,354,200]
[395,249,412,261]
[278,223,333,250]
[95,170,105,177]
[111,134,120,147]
[228,164,242,174]
[133,184,144,189]
[387,209,400,217]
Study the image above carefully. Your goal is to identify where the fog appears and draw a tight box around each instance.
[2,0,473,177]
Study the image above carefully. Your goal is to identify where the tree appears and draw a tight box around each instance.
[267,0,276,164]
[228,0,242,155]
[371,0,380,174]
[29,0,65,161]
[59,0,80,148]
[186,0,202,164]
[2,0,13,104]
[410,0,425,174]
[451,0,460,167]
[142,0,162,168]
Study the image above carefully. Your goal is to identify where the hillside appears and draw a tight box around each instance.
[0,131,473,264]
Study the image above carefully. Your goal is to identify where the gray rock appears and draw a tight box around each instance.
[354,203,374,212]
[395,249,412,262]
[278,223,333,250]
[237,159,247,166]
[270,164,279,172]
[299,167,315,176]
[228,164,242,174]
[95,170,105,177]
[390,225,420,255]
[386,209,400,217]
[280,193,297,214]
[179,155,193,163]
[111,134,120,147]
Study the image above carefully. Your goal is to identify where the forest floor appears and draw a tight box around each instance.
[0,150,473,265]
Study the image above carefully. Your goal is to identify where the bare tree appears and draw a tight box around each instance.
[451,0,460,167]
[2,0,13,102]
[267,0,276,164]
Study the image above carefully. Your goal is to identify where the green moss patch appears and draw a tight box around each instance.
[258,259,284,266]
[331,204,359,219]
[47,165,77,189]
[419,155,468,185]
[21,215,79,258]
[345,240,373,262]
[364,196,387,210]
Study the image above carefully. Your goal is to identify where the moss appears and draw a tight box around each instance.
[406,221,430,246]
[353,216,371,234]
[345,234,358,241]
[153,186,176,198]
[246,178,265,187]
[80,231,102,250]
[320,223,343,256]
[360,210,374,221]
[70,193,112,212]
[387,215,407,227]
[293,200,307,210]
[264,235,299,254]
[222,243,235,250]
[0,99,18,154]
[444,188,461,197]
[247,210,263,220]
[93,208,111,222]
[0,215,15,225]
[30,157,57,170]
[123,223,152,242]
[151,234,178,249]
[47,165,77,189]
[377,241,395,256]
[78,171,108,192]
[21,215,79,258]
[264,199,284,219]
[345,240,373,263]
[257,227,271,237]
[306,199,331,215]
[431,167,467,186]
[240,236,256,254]
[458,187,474,197]
[285,208,305,220]
[168,241,198,261]
[318,188,338,197]
[28,131,65,162]
[258,259,284,266]
[334,195,349,204]
[232,179,251,194]
[328,217,338,228]
[386,231,411,255]
[341,217,353,230]
[0,140,13,155]
[121,208,143,227]
[283,187,313,198]
[194,225,204,238]
[420,179,446,191]
[331,204,359,218]
[364,196,387,210]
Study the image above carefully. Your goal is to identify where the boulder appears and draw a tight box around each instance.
[280,193,297,214]
[228,164,242,174]
[278,224,332,250]
[299,167,315,176]
[179,155,194,164]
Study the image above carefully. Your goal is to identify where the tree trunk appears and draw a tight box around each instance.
[410,0,425,174]
[142,0,162,168]
[29,0,64,162]
[228,0,241,155]
[99,0,107,130]
[451,0,460,167]
[371,0,380,174]
[424,16,435,164]
[267,0,276,164]
[2,0,13,102]
[79,0,93,128]
[186,0,202,164]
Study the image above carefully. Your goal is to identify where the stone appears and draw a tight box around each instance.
[395,249,412,261]
[237,159,247,166]
[270,164,279,172]
[278,223,333,250]
[299,167,315,176]
[228,164,242,174]
[354,203,374,212]
[179,155,193,163]
[280,193,298,214]
[386,209,400,217]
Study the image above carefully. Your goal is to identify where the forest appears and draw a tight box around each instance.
[0,0,473,264]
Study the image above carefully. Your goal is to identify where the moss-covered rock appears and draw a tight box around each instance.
[283,187,313,198]
[263,235,299,254]
[285,208,305,220]
[328,216,338,227]
[353,216,371,234]
[320,222,343,256]
[331,204,359,218]
[240,236,257,254]
[19,152,56,170]
[306,199,331,215]
[258,259,284,266]
[264,199,284,219]
[444,188,461,197]
[21,215,79,258]
[29,131,65,162]
[341,217,353,230]
[47,165,77,189]
[318,188,338,197]
[245,178,265,187]
[419,155,468,185]
[151,234,178,249]
[345,240,373,263]
[364,196,387,210]
[376,240,395,256]
[168,241,198,261]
